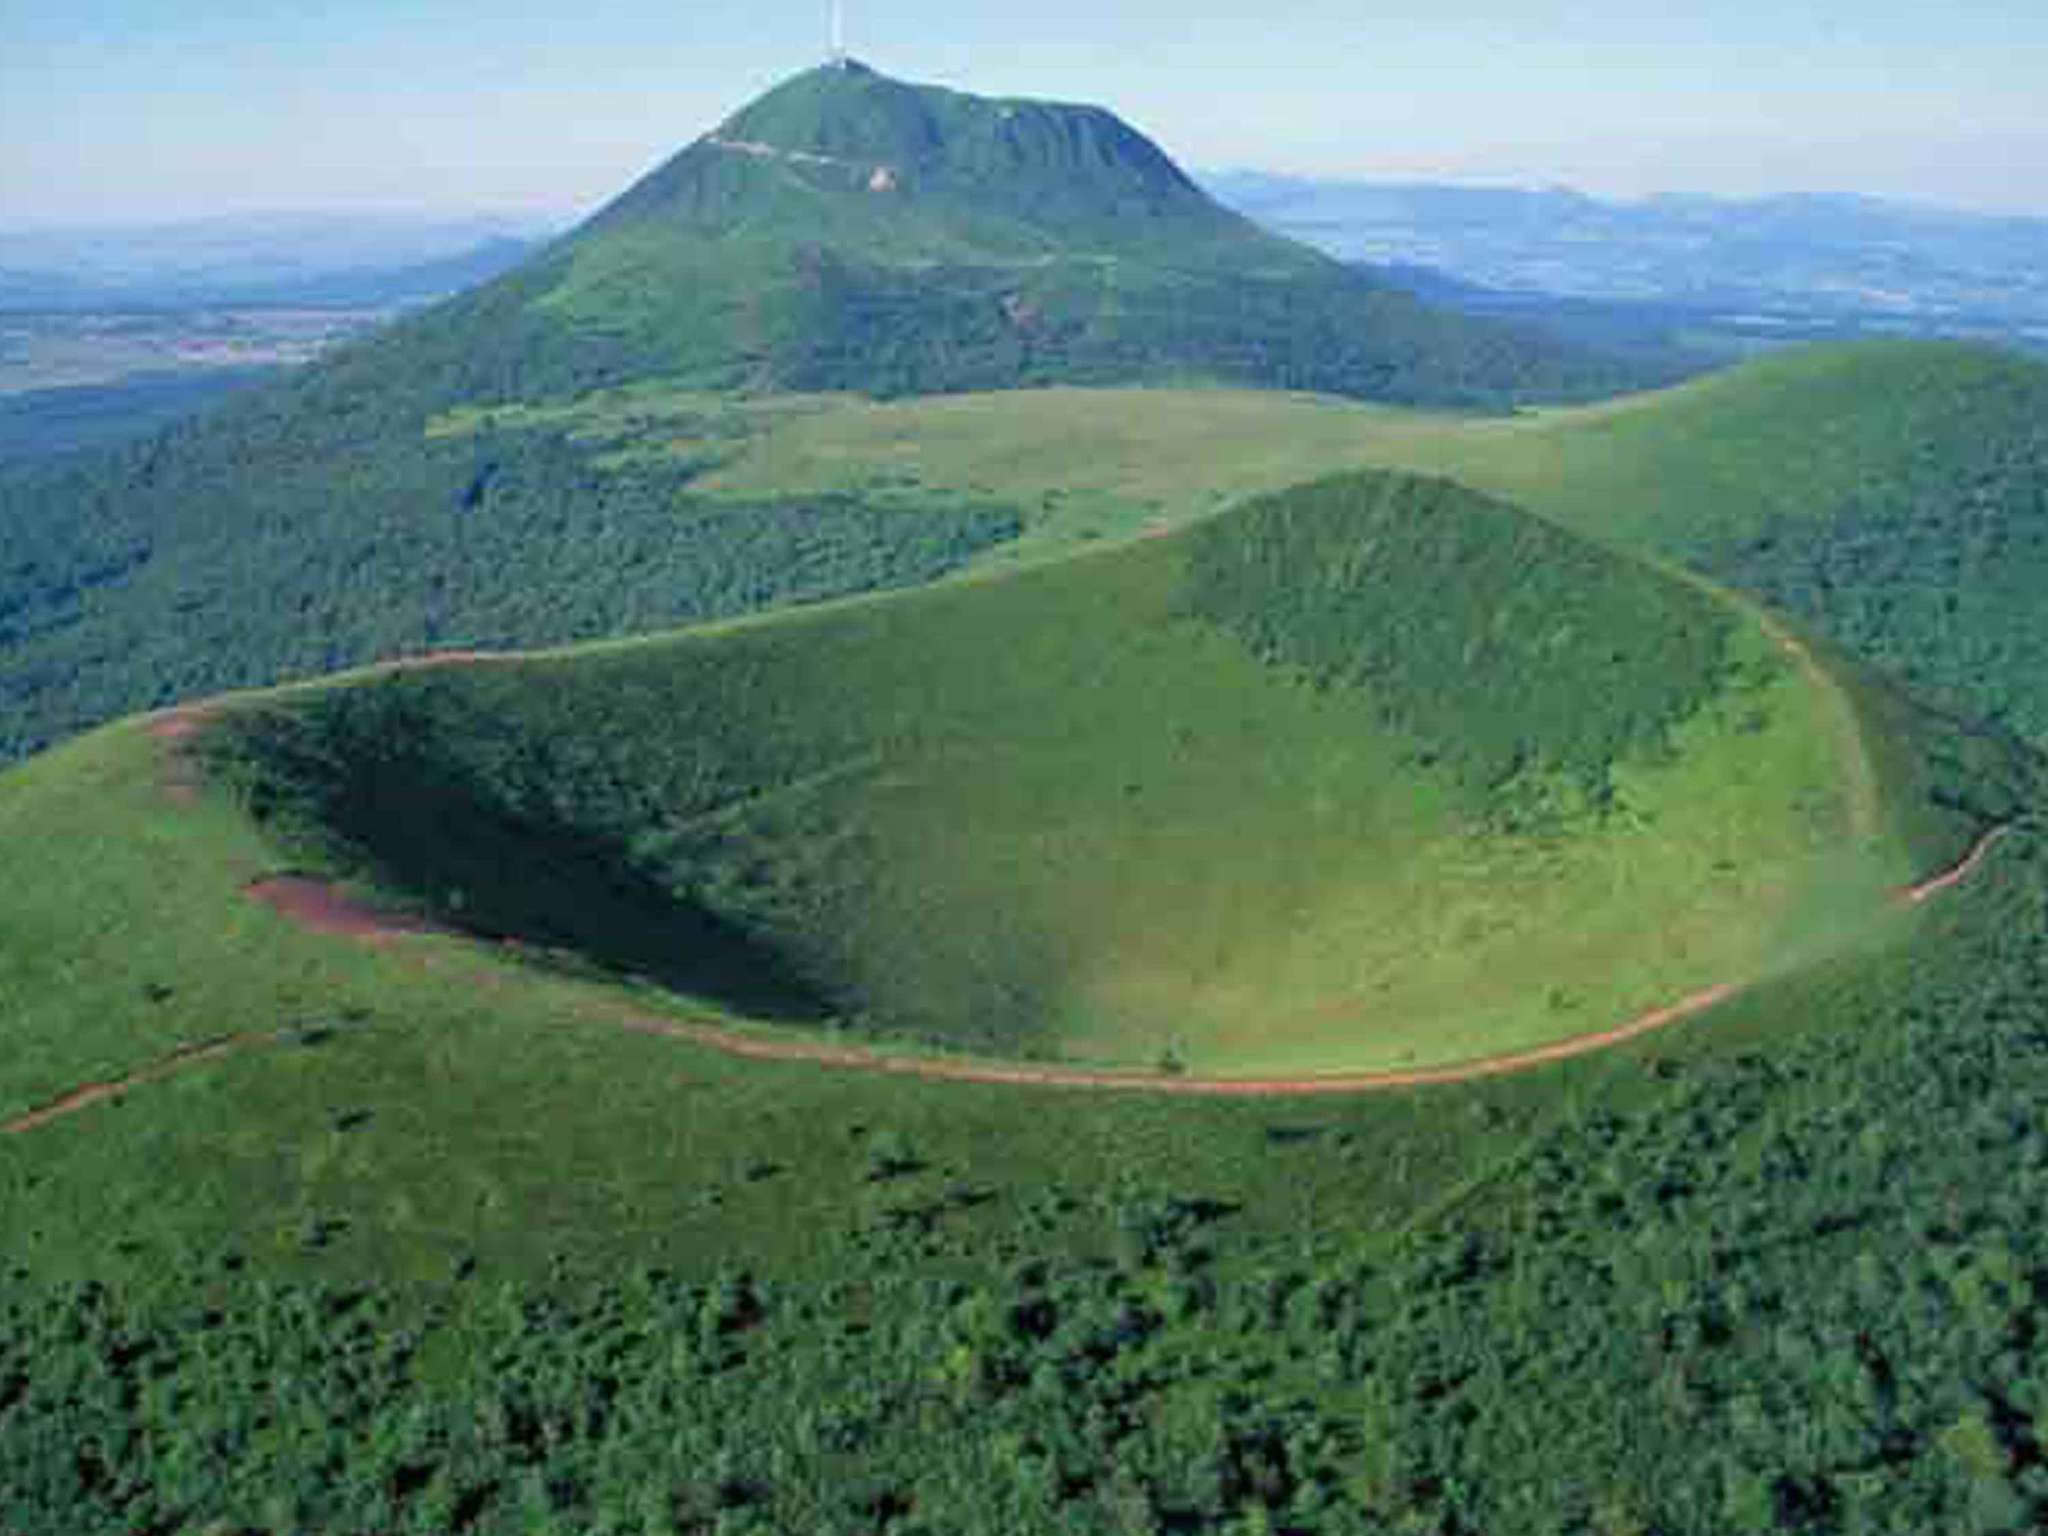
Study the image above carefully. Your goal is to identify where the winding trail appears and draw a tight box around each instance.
[602,984,1744,1097]
[582,815,2011,1094]
[3,825,2010,1138]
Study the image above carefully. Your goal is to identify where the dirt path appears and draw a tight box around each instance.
[263,809,2001,1099]
[1,1035,266,1137]
[146,704,219,803]
[1901,825,2015,906]
[5,784,2011,1145]
[142,651,522,807]
[604,983,1743,1097]
[246,876,447,940]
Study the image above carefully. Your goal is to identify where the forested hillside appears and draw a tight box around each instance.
[0,369,279,464]
[493,61,1628,406]
[0,382,1017,762]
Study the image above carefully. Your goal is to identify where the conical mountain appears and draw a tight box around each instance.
[379,60,1625,404]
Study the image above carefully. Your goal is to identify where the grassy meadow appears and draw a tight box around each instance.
[426,383,1426,567]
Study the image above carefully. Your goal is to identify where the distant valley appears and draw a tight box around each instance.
[0,214,557,461]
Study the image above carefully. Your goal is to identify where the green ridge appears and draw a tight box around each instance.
[644,340,2048,738]
[1181,472,1737,797]
[193,472,1931,1075]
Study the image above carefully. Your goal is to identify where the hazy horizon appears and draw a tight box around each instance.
[6,3,2047,225]
[12,175,2048,240]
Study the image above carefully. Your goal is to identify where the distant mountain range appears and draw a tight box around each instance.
[0,212,559,311]
[1205,174,2048,351]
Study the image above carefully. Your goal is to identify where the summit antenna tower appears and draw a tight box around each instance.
[829,0,848,66]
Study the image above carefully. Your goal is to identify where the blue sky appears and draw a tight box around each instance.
[4,1,2046,224]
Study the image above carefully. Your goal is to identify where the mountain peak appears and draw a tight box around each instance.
[675,62,1204,216]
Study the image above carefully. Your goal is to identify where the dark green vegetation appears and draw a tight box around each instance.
[1367,343,2048,742]
[1181,473,1736,797]
[0,368,278,464]
[0,62,1644,768]
[193,469,1924,1075]
[0,409,1016,761]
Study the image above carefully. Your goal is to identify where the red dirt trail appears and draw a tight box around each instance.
[604,984,1742,1097]
[6,828,1998,1137]
[1899,826,2013,906]
[2,1036,265,1138]
[213,822,2011,1100]
[146,705,217,803]
[224,818,2013,1101]
[144,709,213,743]
[245,877,447,941]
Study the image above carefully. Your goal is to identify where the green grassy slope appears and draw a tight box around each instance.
[2,718,1543,1281]
[190,472,1954,1077]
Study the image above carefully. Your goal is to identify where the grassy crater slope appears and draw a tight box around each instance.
[4,675,2041,1535]
[197,471,1966,1077]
